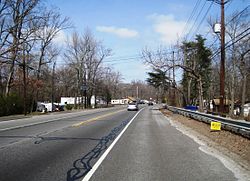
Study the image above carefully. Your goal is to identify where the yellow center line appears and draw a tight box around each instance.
[72,109,125,127]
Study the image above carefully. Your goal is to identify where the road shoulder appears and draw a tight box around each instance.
[161,109,250,176]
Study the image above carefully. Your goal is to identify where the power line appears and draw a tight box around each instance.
[225,30,250,49]
[103,50,178,63]
[55,56,141,66]
[104,56,142,63]
[105,54,141,60]
[181,0,202,37]
[208,5,250,49]
[227,4,250,24]
[186,1,207,40]
[225,0,233,10]
[210,26,250,59]
[191,0,237,45]
[56,50,179,66]
[109,59,143,65]
[190,1,214,39]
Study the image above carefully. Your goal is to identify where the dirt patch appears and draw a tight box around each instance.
[161,109,250,169]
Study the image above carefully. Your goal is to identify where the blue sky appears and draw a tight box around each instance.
[49,0,248,83]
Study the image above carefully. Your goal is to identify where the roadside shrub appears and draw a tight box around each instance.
[0,94,23,116]
[65,104,73,110]
[0,96,7,116]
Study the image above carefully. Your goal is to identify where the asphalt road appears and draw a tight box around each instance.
[0,105,237,181]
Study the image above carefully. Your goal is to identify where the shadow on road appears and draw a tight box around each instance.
[66,119,130,181]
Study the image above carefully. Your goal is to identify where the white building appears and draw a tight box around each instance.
[243,103,250,117]
[111,99,129,105]
[60,97,83,105]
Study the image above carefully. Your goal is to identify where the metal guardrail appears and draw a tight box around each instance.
[166,106,250,139]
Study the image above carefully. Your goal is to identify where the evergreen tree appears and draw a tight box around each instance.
[181,35,212,108]
[147,69,171,103]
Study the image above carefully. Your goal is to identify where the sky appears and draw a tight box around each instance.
[48,0,248,83]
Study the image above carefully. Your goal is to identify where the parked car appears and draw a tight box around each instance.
[148,101,153,106]
[36,103,47,113]
[127,102,139,111]
[184,105,198,111]
[55,104,64,111]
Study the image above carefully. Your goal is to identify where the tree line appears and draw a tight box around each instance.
[0,0,72,115]
[0,0,157,116]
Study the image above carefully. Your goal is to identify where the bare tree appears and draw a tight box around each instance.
[31,8,71,109]
[4,0,39,96]
[64,30,111,108]
[226,9,250,116]
[64,31,87,108]
[142,35,211,111]
[237,41,250,116]
[0,0,11,60]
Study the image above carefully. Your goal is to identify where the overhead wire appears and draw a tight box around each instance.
[210,26,250,59]
[180,0,202,37]
[103,55,142,63]
[203,0,233,40]
[185,0,207,40]
[188,0,234,45]
[103,50,178,63]
[190,1,214,40]
[207,5,250,49]
[56,49,179,66]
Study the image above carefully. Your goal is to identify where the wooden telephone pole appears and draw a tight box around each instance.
[219,0,226,113]
[172,51,176,106]
[209,0,229,113]
[51,62,56,112]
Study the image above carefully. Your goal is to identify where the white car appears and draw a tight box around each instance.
[127,102,138,111]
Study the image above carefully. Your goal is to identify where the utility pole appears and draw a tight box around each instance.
[209,0,229,113]
[136,86,139,99]
[172,51,176,106]
[84,65,88,109]
[219,0,226,113]
[22,52,27,115]
[51,61,56,112]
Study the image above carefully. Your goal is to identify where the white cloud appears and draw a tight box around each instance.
[53,30,67,45]
[148,14,187,44]
[96,26,139,38]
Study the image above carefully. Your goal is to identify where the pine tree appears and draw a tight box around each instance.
[181,35,212,110]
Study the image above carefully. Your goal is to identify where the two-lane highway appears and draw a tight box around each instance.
[0,105,243,181]
[0,106,136,181]
[88,106,238,181]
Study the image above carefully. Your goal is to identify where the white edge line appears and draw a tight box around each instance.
[82,108,144,181]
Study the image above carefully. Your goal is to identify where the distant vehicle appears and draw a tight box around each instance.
[111,99,129,105]
[184,105,198,111]
[37,102,64,112]
[127,102,139,111]
[36,104,47,113]
[43,103,55,112]
[148,101,153,106]
[138,100,145,104]
[55,104,64,111]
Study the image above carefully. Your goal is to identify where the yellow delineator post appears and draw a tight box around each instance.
[211,121,221,131]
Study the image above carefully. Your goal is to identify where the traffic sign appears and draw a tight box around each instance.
[211,121,221,131]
